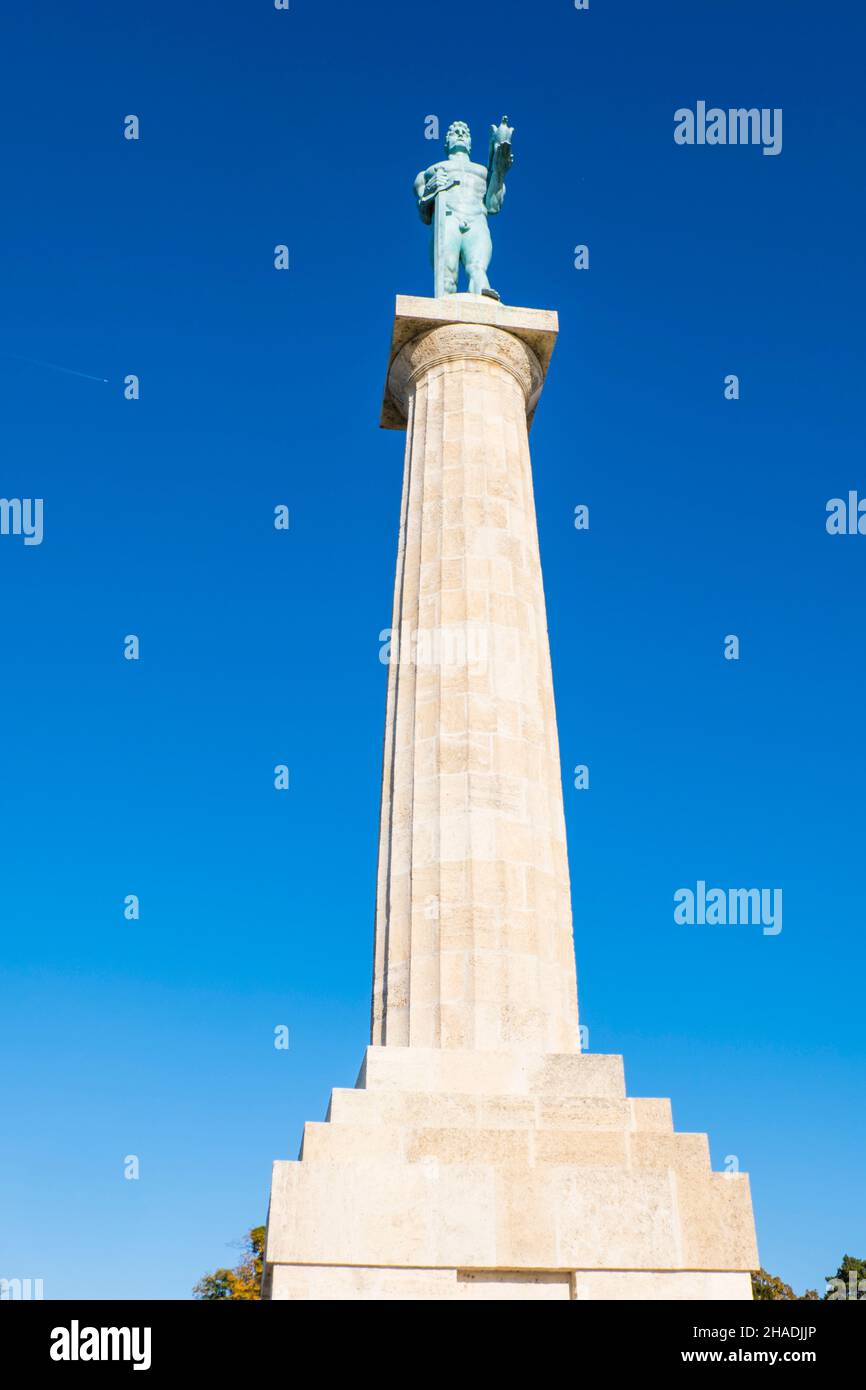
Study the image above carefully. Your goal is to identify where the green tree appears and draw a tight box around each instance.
[194,1226,265,1300]
[823,1254,866,1301]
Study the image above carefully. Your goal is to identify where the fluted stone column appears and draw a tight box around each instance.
[372,296,579,1053]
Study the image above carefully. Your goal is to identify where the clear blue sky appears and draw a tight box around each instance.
[1,0,863,1299]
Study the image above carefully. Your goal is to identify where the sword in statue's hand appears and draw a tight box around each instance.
[421,171,461,299]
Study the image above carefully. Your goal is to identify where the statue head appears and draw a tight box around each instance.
[445,120,471,155]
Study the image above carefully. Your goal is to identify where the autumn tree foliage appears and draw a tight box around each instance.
[752,1268,802,1300]
[194,1226,264,1300]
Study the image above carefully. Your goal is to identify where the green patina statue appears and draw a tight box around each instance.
[414,117,514,301]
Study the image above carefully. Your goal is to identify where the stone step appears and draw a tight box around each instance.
[326,1086,672,1133]
[266,1157,758,1272]
[356,1045,626,1099]
[301,1120,709,1175]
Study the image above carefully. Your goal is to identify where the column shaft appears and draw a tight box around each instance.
[372,319,579,1053]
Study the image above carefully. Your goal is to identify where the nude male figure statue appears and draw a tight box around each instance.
[414,117,513,299]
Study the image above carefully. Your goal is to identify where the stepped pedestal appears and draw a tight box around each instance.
[263,296,759,1300]
[264,1045,756,1300]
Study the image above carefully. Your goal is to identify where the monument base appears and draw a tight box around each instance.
[263,1046,758,1301]
[268,1266,751,1302]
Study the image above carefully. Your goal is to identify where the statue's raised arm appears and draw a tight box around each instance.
[485,117,513,214]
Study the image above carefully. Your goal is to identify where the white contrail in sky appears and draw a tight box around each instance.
[8,353,109,383]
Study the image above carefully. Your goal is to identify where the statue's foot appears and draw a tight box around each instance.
[481,287,501,302]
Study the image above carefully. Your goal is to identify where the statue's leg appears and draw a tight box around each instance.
[463,218,493,295]
[442,213,460,294]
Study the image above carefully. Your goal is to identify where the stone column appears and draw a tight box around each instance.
[372,296,579,1054]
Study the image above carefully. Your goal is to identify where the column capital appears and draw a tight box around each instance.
[381,294,558,432]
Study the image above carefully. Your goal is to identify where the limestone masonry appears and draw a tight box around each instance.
[263,294,759,1300]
